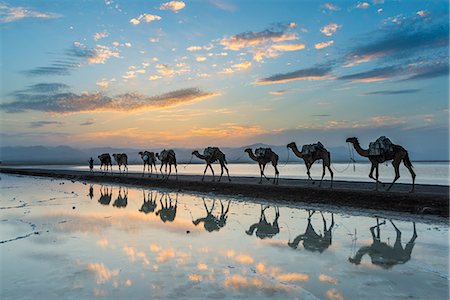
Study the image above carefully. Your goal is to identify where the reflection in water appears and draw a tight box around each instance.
[88,184,94,200]
[139,190,158,214]
[192,198,231,232]
[349,218,417,269]
[98,186,112,205]
[288,210,334,253]
[245,205,280,239]
[155,193,177,222]
[113,187,128,208]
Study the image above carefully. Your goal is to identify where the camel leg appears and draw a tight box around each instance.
[262,164,270,181]
[387,159,401,191]
[223,163,231,182]
[202,164,208,181]
[167,164,172,179]
[258,163,263,184]
[273,163,279,185]
[209,164,215,182]
[404,160,416,193]
[174,163,178,180]
[327,164,334,189]
[375,164,380,191]
[319,162,325,187]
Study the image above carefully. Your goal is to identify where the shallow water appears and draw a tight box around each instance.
[1,174,448,299]
[11,161,450,186]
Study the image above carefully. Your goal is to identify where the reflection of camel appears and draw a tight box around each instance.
[156,149,178,180]
[286,142,333,188]
[139,191,158,214]
[113,187,128,208]
[88,184,94,200]
[348,218,417,269]
[246,205,280,239]
[98,153,112,174]
[155,194,177,222]
[98,186,112,205]
[346,137,416,192]
[112,153,128,175]
[138,151,158,177]
[192,198,231,232]
[192,147,231,182]
[244,148,279,184]
[288,210,334,253]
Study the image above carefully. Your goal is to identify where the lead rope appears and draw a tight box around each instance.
[279,148,291,168]
[182,154,194,169]
[332,143,356,173]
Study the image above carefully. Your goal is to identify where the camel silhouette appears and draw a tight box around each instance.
[98,153,112,174]
[246,205,280,239]
[113,187,128,208]
[348,218,417,269]
[192,198,231,232]
[192,147,231,182]
[244,148,280,184]
[288,210,334,253]
[138,151,158,178]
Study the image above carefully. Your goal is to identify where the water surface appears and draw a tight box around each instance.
[1,174,448,299]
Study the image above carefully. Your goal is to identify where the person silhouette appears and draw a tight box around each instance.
[89,157,94,173]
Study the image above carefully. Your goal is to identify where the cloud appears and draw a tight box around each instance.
[13,83,70,94]
[220,25,297,51]
[269,89,293,95]
[345,18,449,66]
[87,45,121,64]
[356,2,370,9]
[23,60,79,77]
[208,0,237,11]
[0,3,60,23]
[323,3,340,11]
[29,121,64,128]
[256,65,334,85]
[362,89,421,96]
[417,10,430,18]
[363,89,421,96]
[232,61,252,70]
[93,32,109,40]
[80,119,95,126]
[130,14,162,25]
[96,79,110,88]
[159,1,186,12]
[186,45,214,52]
[270,43,305,51]
[315,41,334,49]
[320,23,340,36]
[2,88,219,113]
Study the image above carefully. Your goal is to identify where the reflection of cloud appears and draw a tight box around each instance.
[160,1,186,12]
[235,254,254,264]
[96,238,109,248]
[0,3,60,23]
[276,273,309,282]
[123,245,150,265]
[257,65,334,85]
[87,263,119,284]
[326,288,344,300]
[319,274,337,284]
[2,88,219,113]
[189,274,202,282]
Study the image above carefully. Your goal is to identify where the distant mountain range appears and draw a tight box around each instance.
[1,144,446,164]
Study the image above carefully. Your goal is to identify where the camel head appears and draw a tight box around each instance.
[286,142,296,149]
[346,137,358,144]
[138,151,143,156]
[244,148,252,154]
[112,153,118,160]
[155,153,160,160]
[192,150,200,156]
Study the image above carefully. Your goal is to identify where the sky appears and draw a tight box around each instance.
[0,0,449,155]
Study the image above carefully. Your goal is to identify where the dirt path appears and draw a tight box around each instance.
[1,167,448,218]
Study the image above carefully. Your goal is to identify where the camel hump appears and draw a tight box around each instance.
[255,147,270,157]
[369,136,394,156]
[204,147,219,157]
[301,143,325,155]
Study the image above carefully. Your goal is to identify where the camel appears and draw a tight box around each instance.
[98,153,112,174]
[288,210,334,253]
[287,142,333,188]
[245,205,280,239]
[244,148,279,184]
[192,198,231,232]
[139,191,158,214]
[98,186,112,205]
[138,151,158,178]
[112,153,128,175]
[156,149,178,180]
[348,218,417,269]
[192,147,231,182]
[113,187,128,208]
[346,137,416,192]
[155,193,177,222]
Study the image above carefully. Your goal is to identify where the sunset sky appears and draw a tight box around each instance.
[1,0,448,152]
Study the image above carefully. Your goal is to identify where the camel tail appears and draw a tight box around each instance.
[404,151,413,168]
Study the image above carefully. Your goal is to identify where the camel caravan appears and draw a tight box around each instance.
[92,136,416,192]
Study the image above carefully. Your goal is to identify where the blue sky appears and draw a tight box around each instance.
[0,0,448,157]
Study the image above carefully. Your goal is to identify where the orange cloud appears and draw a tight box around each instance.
[320,23,340,36]
[87,263,120,284]
[315,41,334,49]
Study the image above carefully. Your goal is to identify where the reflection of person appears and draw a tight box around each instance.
[348,218,417,269]
[89,157,94,173]
[245,205,280,239]
[288,210,334,253]
[88,184,94,200]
